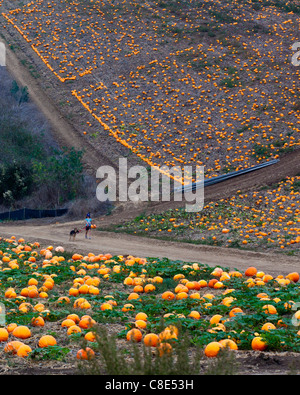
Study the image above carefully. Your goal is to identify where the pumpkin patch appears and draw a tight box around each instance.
[110,175,300,255]
[0,0,300,376]
[1,0,299,181]
[0,235,299,374]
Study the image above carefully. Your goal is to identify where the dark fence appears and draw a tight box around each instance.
[0,207,68,221]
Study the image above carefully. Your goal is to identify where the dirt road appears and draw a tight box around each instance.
[1,222,299,277]
[1,38,116,176]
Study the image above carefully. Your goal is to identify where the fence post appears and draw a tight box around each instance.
[23,207,26,220]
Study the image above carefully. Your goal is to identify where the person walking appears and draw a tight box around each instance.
[85,213,92,239]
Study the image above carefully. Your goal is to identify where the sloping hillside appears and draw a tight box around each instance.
[1,0,299,179]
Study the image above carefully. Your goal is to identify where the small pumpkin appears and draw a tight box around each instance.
[4,341,24,354]
[17,344,32,358]
[76,347,95,360]
[0,328,9,342]
[38,335,57,348]
[31,316,45,327]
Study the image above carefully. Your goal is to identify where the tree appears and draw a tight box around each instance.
[32,147,84,206]
[0,160,33,207]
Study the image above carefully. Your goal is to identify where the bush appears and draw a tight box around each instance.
[77,324,203,375]
[0,161,33,206]
[32,147,84,205]
[77,324,241,375]
[10,80,29,104]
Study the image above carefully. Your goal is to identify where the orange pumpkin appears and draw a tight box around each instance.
[126,328,142,342]
[17,344,32,358]
[4,341,24,354]
[78,316,96,329]
[76,347,95,360]
[31,316,45,327]
[143,333,159,347]
[38,335,57,348]
[12,326,31,339]
[0,328,9,342]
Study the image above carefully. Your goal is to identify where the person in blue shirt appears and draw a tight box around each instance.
[85,213,92,239]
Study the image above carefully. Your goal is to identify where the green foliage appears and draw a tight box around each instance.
[204,347,239,375]
[0,236,299,375]
[0,98,46,202]
[260,0,300,14]
[29,345,70,361]
[10,80,29,104]
[77,324,243,375]
[0,74,84,208]
[219,75,240,89]
[0,124,45,164]
[32,147,84,204]
[77,324,203,375]
[0,161,33,206]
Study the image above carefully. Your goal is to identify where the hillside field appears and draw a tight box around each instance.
[0,0,299,376]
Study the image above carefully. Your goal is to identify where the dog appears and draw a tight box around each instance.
[69,228,80,241]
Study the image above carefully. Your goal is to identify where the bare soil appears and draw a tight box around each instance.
[1,351,299,375]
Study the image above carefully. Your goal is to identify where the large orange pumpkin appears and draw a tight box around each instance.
[38,335,57,348]
[4,341,24,354]
[0,328,9,342]
[12,326,31,339]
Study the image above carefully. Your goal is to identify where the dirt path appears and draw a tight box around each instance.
[1,222,299,277]
[1,38,117,175]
